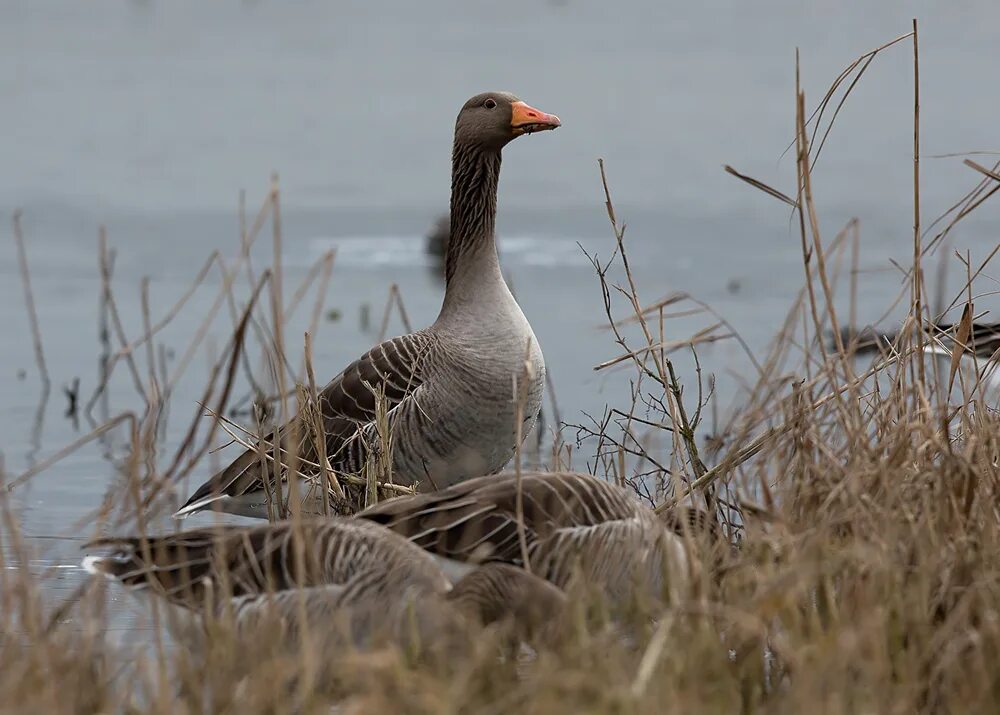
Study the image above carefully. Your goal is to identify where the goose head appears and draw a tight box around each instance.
[454,91,561,151]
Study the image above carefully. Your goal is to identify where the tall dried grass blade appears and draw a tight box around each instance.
[947,303,973,394]
[723,165,798,208]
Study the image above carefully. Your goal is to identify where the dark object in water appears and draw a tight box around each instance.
[426,215,450,257]
[426,213,502,264]
[832,325,894,353]
[63,377,80,419]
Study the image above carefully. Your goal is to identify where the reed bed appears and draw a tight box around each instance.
[4,25,1000,714]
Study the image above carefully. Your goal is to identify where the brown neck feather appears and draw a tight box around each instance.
[445,140,501,285]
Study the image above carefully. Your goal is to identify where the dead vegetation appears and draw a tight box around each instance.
[4,23,1000,714]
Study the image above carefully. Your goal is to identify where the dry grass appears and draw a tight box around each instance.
[4,26,1000,714]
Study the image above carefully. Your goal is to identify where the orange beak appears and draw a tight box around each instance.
[511,101,561,135]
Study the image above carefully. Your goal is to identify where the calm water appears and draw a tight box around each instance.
[1,0,999,620]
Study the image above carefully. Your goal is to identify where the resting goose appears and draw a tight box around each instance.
[357,471,698,605]
[176,92,560,519]
[82,518,566,649]
[836,320,1000,360]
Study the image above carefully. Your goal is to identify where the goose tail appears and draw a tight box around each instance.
[173,448,263,519]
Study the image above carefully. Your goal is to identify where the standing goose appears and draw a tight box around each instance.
[82,518,567,649]
[176,92,560,519]
[357,471,698,604]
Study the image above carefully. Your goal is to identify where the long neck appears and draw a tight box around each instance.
[444,141,501,287]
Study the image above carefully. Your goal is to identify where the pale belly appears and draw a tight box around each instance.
[391,337,545,489]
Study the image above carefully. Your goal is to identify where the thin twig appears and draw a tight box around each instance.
[911,18,925,389]
[513,338,534,573]
[723,166,798,208]
[597,159,708,481]
[9,413,138,490]
[12,211,50,392]
[963,159,1000,184]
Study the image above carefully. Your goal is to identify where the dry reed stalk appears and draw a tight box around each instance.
[848,218,860,348]
[543,364,563,457]
[139,277,163,447]
[963,158,1000,184]
[161,269,271,483]
[594,322,730,372]
[377,283,414,342]
[106,251,220,374]
[205,410,414,497]
[11,210,50,394]
[226,246,335,421]
[595,159,708,484]
[364,382,394,509]
[87,227,151,410]
[722,165,798,208]
[148,181,309,428]
[654,281,951,514]
[911,19,926,389]
[299,250,336,374]
[304,331,343,511]
[796,81,848,367]
[922,160,1000,257]
[269,174,291,518]
[795,30,914,170]
[792,63,852,434]
[8,411,139,490]
[512,337,535,574]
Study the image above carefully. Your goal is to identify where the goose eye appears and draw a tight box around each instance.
[484,98,497,109]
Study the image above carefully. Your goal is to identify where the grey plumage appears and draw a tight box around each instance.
[447,562,569,644]
[176,91,558,519]
[82,517,568,649]
[83,519,449,612]
[358,470,697,605]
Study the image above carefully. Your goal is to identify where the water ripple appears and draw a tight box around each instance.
[306,235,591,269]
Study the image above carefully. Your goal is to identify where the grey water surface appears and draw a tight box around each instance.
[1,0,998,625]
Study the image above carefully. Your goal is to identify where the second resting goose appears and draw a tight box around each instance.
[357,470,699,604]
[176,92,561,519]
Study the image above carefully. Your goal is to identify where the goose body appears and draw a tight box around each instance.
[176,92,560,519]
[838,320,1000,360]
[358,470,697,603]
[837,320,1000,392]
[83,517,565,649]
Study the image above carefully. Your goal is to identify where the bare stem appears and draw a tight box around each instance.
[12,210,50,394]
